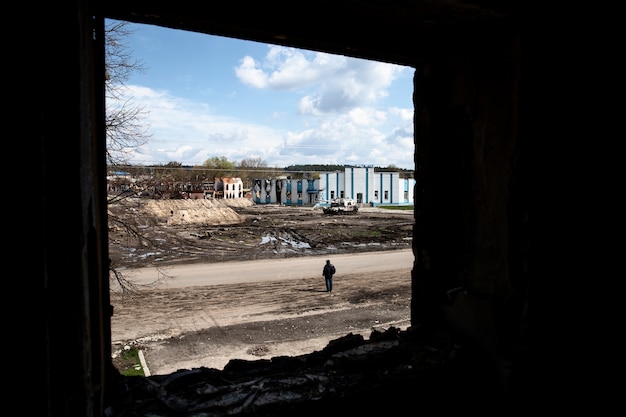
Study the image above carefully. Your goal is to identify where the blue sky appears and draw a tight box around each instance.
[108,20,415,170]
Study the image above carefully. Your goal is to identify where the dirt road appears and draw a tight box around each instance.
[110,249,413,375]
[122,250,413,287]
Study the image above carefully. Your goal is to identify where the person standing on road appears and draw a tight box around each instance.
[322,259,336,293]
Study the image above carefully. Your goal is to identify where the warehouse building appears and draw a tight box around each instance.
[253,166,415,206]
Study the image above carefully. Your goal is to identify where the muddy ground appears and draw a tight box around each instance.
[108,198,414,268]
[108,198,415,374]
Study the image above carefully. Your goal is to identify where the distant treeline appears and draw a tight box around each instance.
[108,163,414,182]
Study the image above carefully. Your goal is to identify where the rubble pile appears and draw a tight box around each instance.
[106,326,519,416]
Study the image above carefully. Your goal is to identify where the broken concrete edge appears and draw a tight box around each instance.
[106,325,527,416]
[138,350,151,377]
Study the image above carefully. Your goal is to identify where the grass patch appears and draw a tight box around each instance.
[378,205,414,211]
[112,345,145,377]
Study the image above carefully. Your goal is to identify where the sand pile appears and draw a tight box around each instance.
[137,198,254,226]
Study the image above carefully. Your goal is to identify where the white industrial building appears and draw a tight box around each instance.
[253,166,415,206]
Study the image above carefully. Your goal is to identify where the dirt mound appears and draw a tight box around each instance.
[137,198,254,226]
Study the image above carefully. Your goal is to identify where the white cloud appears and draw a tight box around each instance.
[297,96,322,116]
[234,56,268,88]
[348,108,386,127]
[275,110,413,169]
[236,45,407,115]
[111,47,415,169]
[389,106,414,121]
[110,85,286,166]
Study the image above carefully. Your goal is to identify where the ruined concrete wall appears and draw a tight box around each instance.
[35,6,112,417]
[411,30,528,356]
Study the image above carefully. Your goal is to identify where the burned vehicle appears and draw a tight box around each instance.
[323,198,359,215]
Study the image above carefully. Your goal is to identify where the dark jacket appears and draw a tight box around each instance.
[323,263,336,279]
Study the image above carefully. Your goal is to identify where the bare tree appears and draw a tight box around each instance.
[239,157,267,169]
[108,202,175,298]
[238,157,268,188]
[105,20,171,296]
[105,20,151,166]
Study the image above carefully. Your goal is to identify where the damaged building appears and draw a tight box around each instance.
[253,166,416,206]
[25,0,558,415]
